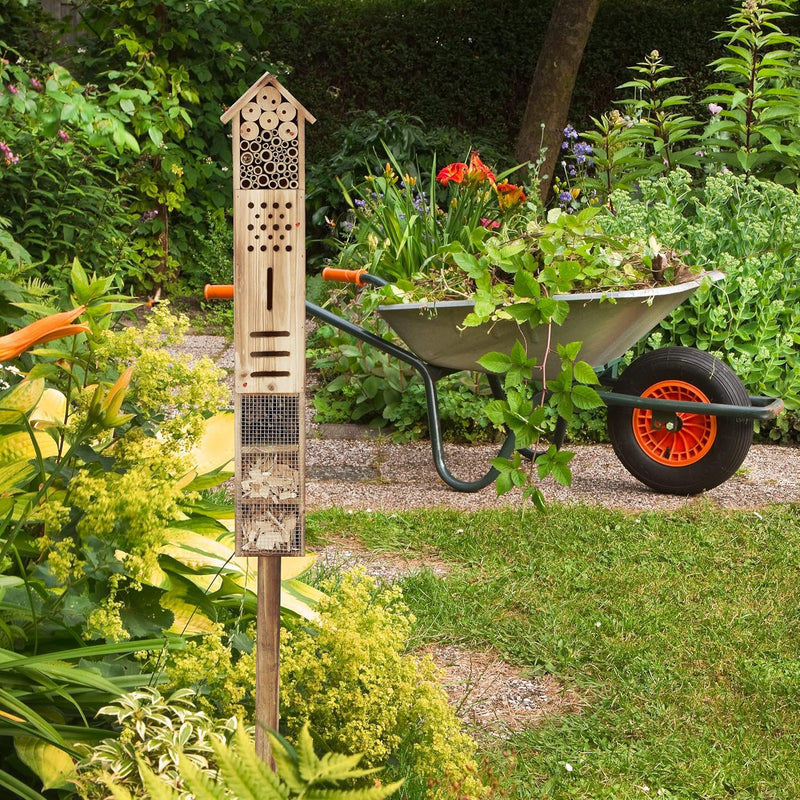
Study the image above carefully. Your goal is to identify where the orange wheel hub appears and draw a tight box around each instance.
[632,380,717,466]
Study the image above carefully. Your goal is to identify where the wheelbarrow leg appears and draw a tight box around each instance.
[420,366,518,492]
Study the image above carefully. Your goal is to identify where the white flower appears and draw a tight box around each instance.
[564,763,573,772]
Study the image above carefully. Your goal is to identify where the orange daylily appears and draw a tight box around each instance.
[0,307,90,362]
[497,182,527,211]
[465,151,496,185]
[436,161,468,186]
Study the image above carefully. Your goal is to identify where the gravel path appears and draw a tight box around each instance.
[179,332,799,512]
[306,436,800,512]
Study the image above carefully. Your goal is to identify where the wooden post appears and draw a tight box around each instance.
[255,557,282,762]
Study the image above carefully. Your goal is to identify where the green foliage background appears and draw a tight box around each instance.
[269,0,747,160]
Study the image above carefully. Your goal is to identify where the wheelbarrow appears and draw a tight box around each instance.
[205,269,784,496]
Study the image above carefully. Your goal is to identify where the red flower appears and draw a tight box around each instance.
[436,162,468,186]
[466,152,496,185]
[480,218,500,229]
[496,182,526,210]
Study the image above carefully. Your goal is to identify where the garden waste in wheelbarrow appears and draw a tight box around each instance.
[377,273,720,379]
[205,270,784,497]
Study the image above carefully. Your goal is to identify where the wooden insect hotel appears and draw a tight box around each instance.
[220,73,315,559]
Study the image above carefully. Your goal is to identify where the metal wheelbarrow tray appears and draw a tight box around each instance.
[377,275,716,378]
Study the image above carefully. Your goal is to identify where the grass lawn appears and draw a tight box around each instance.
[308,502,800,799]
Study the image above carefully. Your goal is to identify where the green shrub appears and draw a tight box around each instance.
[280,568,489,798]
[308,317,500,443]
[0,51,140,289]
[604,169,800,440]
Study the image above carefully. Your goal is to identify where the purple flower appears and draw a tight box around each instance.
[30,78,42,91]
[138,209,160,223]
[558,190,572,206]
[708,102,723,115]
[58,129,70,141]
[7,85,18,95]
[563,125,578,141]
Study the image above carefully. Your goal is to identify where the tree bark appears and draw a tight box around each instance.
[515,0,601,204]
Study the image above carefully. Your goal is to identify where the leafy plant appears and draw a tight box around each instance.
[334,150,528,286]
[74,687,239,800]
[704,0,800,184]
[0,638,177,799]
[0,48,141,289]
[280,568,489,798]
[101,721,402,800]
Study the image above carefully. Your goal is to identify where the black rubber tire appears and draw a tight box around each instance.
[607,347,753,494]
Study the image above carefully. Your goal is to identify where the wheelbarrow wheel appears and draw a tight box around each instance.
[607,347,753,494]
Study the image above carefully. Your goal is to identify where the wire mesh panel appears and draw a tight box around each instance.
[236,393,305,556]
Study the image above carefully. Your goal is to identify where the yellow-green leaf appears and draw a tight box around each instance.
[14,737,76,791]
[160,592,216,635]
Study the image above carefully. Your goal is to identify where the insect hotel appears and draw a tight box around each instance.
[220,73,315,559]
[218,73,315,761]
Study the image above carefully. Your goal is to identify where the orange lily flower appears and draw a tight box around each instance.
[436,162,468,186]
[0,307,90,362]
[466,151,496,185]
[497,182,527,210]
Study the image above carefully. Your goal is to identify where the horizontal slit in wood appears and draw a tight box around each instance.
[250,350,290,358]
[251,371,291,378]
[250,330,290,338]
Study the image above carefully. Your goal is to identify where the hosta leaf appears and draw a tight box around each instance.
[14,738,75,791]
[160,592,216,635]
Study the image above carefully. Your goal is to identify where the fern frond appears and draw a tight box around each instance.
[316,752,382,784]
[210,724,287,800]
[304,780,404,800]
[267,730,305,793]
[136,759,181,800]
[295,723,380,786]
[104,781,136,800]
[21,277,55,300]
[178,751,230,800]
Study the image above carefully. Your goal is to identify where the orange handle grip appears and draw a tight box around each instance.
[321,267,368,286]
[204,284,234,300]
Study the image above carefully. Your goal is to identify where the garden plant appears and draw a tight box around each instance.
[0,0,798,797]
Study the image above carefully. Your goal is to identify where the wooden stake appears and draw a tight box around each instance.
[255,556,282,764]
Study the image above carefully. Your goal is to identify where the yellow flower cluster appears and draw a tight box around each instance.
[280,569,489,798]
[95,303,228,445]
[155,623,255,720]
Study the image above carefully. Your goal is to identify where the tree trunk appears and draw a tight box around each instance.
[515,0,601,204]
